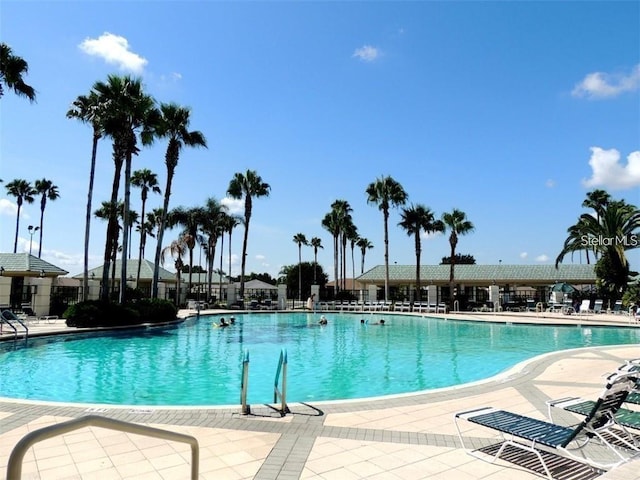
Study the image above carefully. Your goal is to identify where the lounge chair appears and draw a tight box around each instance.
[593,299,604,314]
[578,299,592,316]
[525,299,537,312]
[454,369,640,478]
[612,300,626,315]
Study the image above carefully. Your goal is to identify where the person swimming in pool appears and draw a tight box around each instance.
[319,315,328,325]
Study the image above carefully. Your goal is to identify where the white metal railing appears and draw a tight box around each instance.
[240,349,251,415]
[273,349,290,416]
[1,309,28,340]
[6,415,199,479]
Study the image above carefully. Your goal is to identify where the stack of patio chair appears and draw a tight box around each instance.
[454,367,640,479]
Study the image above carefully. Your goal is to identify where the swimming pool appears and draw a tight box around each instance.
[1,312,638,406]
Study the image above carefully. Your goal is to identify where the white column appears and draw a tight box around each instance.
[278,284,287,310]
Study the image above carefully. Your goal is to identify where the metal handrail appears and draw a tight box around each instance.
[1,309,26,340]
[6,415,199,480]
[273,349,289,415]
[240,350,251,415]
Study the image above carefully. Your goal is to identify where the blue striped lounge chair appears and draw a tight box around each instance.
[454,369,640,478]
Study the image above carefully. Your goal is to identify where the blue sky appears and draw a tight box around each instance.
[1,1,639,280]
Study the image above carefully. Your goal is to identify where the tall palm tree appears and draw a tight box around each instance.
[151,103,207,299]
[346,223,358,289]
[227,170,271,300]
[366,175,408,301]
[582,189,612,260]
[399,204,444,302]
[322,200,355,289]
[0,43,36,102]
[67,91,107,301]
[131,168,161,286]
[5,179,36,253]
[556,200,640,293]
[222,214,241,283]
[33,178,60,258]
[310,237,323,284]
[321,209,341,294]
[199,198,228,301]
[168,206,206,293]
[356,237,373,274]
[293,233,309,300]
[92,75,157,302]
[161,236,189,306]
[441,209,474,303]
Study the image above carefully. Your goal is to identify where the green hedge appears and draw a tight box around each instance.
[64,299,177,328]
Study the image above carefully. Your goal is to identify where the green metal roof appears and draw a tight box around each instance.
[72,259,175,282]
[0,253,68,276]
[357,264,596,285]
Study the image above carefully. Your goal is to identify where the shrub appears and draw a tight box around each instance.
[65,299,177,328]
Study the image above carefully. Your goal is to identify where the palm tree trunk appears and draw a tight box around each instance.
[136,195,147,288]
[383,210,390,302]
[13,202,21,253]
[120,150,133,304]
[83,134,99,302]
[152,166,174,299]
[415,235,421,302]
[38,198,45,258]
[102,147,124,301]
[219,234,224,303]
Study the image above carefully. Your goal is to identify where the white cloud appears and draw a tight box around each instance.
[535,254,549,262]
[572,64,640,99]
[422,230,443,241]
[79,32,148,74]
[520,252,528,259]
[545,179,556,188]
[0,198,17,217]
[582,147,640,190]
[221,197,243,215]
[352,45,380,62]
[255,254,266,261]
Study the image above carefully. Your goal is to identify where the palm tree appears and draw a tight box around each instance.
[199,198,228,301]
[321,209,341,294]
[556,200,640,293]
[131,168,161,286]
[33,178,60,258]
[346,224,358,289]
[441,209,474,304]
[5,179,36,253]
[151,103,207,299]
[161,236,189,306]
[227,170,271,300]
[356,237,373,274]
[293,233,309,300]
[366,175,408,301]
[168,206,206,293]
[91,75,157,302]
[399,204,444,302]
[223,214,241,286]
[310,237,323,284]
[0,43,36,102]
[67,91,107,301]
[326,200,353,291]
[582,189,612,260]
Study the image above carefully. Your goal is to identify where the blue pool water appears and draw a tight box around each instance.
[0,312,638,406]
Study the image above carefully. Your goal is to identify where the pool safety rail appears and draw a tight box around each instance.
[6,415,199,480]
[0,308,28,340]
[240,349,251,414]
[274,349,290,416]
[240,348,290,416]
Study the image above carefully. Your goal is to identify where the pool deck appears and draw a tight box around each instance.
[0,310,639,479]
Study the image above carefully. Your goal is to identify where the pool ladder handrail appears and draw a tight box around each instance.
[6,414,199,480]
[240,349,251,415]
[273,348,290,416]
[1,308,28,340]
